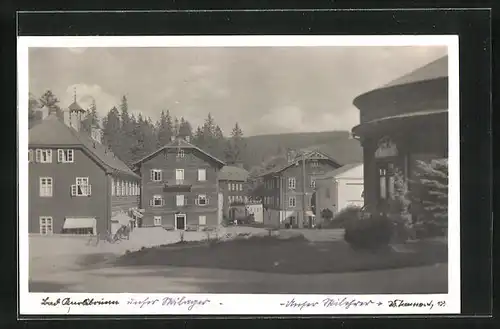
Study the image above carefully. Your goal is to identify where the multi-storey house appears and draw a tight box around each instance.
[218,164,249,220]
[28,100,141,236]
[259,150,342,228]
[133,136,226,230]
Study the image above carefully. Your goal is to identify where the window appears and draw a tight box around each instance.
[128,182,132,196]
[239,183,243,191]
[311,160,319,168]
[198,169,206,181]
[289,196,296,207]
[150,169,162,182]
[228,183,232,191]
[39,216,53,235]
[176,194,185,206]
[150,195,164,207]
[39,177,53,197]
[111,178,115,196]
[310,177,316,188]
[116,180,121,196]
[288,177,296,189]
[196,194,208,206]
[121,180,126,195]
[28,150,33,163]
[176,149,185,158]
[57,149,74,163]
[199,215,207,226]
[154,216,162,226]
[36,149,52,163]
[71,177,91,196]
[175,169,184,184]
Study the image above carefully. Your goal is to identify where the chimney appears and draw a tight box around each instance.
[184,135,191,143]
[63,110,71,127]
[170,135,176,142]
[38,106,49,120]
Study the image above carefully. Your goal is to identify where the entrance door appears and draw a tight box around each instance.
[175,214,186,230]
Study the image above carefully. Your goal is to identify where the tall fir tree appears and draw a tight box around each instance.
[156,110,174,147]
[28,93,40,127]
[81,98,99,136]
[102,106,122,156]
[39,90,63,119]
[224,122,246,165]
[118,95,135,164]
[178,117,193,140]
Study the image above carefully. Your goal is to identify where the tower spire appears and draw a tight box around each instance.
[73,87,77,103]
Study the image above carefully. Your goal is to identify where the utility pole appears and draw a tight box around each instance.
[300,153,307,229]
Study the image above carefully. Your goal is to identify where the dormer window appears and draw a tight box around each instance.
[311,160,319,168]
[176,149,185,158]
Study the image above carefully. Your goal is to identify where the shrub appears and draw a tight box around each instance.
[323,205,362,229]
[343,213,392,251]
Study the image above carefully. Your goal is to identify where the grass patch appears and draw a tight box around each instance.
[113,234,447,274]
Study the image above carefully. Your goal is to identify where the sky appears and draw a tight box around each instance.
[28,46,447,136]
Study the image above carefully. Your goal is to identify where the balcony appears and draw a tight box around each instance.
[163,179,192,193]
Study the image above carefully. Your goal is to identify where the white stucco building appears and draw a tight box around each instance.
[315,163,364,225]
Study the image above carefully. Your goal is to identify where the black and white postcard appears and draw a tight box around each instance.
[18,35,460,315]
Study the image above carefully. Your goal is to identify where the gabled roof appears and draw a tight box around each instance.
[260,150,341,177]
[133,138,226,168]
[218,165,249,181]
[317,162,363,180]
[29,113,139,179]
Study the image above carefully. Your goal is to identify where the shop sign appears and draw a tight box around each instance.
[375,136,398,158]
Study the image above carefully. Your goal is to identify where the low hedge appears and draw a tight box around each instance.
[343,213,393,251]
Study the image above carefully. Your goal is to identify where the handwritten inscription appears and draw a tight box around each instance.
[41,297,119,307]
[388,299,446,310]
[127,296,211,311]
[281,297,384,310]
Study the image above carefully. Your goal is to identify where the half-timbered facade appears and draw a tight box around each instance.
[133,137,226,230]
[259,150,342,228]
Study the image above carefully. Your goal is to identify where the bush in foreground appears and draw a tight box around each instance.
[343,212,392,251]
[322,205,362,229]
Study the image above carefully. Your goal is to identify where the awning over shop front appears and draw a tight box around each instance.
[63,217,96,229]
[305,211,316,217]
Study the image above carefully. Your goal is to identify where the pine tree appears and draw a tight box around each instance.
[81,99,99,136]
[28,93,40,127]
[224,122,246,165]
[411,158,448,227]
[178,117,193,140]
[118,95,135,164]
[102,106,121,156]
[156,110,174,147]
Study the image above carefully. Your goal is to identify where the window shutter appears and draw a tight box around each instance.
[194,197,198,205]
[57,149,63,163]
[35,149,41,162]
[161,198,165,206]
[150,170,154,181]
[206,197,210,205]
[70,185,77,196]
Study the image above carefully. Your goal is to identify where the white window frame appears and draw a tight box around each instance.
[198,215,207,226]
[311,160,319,167]
[150,169,162,182]
[288,177,296,189]
[39,216,53,235]
[153,216,162,226]
[28,150,33,163]
[239,183,243,191]
[196,194,208,206]
[72,177,91,196]
[116,180,122,196]
[198,168,206,181]
[289,196,296,207]
[39,177,53,197]
[176,149,185,158]
[175,169,184,184]
[36,149,53,163]
[176,194,185,206]
[111,178,115,196]
[57,149,74,163]
[310,177,316,188]
[151,195,164,207]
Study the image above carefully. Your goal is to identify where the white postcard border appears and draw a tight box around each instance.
[18,35,460,315]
